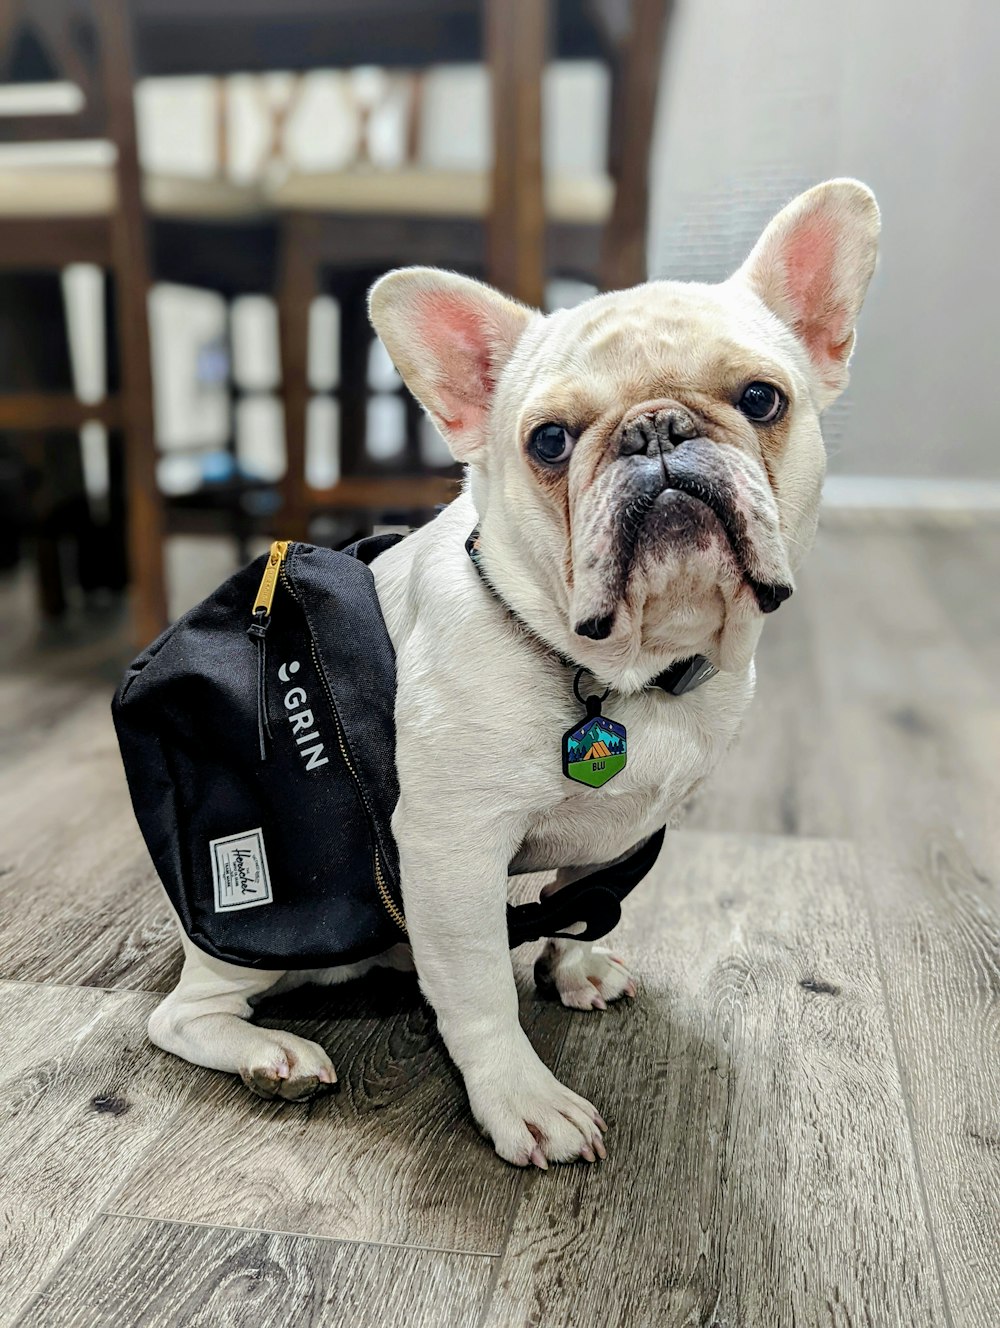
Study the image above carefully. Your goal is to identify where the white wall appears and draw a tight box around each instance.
[648,0,1000,480]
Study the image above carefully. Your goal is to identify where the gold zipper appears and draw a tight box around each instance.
[252,540,291,618]
[275,562,407,935]
[308,637,407,933]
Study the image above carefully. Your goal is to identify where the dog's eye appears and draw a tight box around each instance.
[528,423,576,465]
[737,382,784,423]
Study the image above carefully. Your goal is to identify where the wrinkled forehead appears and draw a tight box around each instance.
[505,280,805,420]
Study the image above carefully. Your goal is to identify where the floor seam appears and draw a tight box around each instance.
[97,1209,501,1261]
[0,974,168,998]
[9,1209,111,1323]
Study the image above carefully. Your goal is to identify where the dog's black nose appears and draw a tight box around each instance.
[750,581,793,614]
[619,406,700,459]
[574,613,615,640]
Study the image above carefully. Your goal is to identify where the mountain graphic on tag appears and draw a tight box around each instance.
[562,714,627,788]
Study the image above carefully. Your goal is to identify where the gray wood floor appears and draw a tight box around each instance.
[1,518,998,1328]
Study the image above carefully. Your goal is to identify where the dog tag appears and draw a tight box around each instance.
[562,694,627,789]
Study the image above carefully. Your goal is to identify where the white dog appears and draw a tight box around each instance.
[148,180,880,1168]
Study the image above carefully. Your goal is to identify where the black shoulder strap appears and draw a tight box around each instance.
[506,826,665,948]
[341,532,407,564]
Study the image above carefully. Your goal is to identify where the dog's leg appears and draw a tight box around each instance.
[533,865,638,1010]
[395,807,607,1168]
[534,938,638,1010]
[147,935,336,1101]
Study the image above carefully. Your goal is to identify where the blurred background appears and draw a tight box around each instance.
[0,0,996,643]
[2,10,999,1321]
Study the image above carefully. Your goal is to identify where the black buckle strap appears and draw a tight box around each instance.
[341,532,407,564]
[506,825,666,948]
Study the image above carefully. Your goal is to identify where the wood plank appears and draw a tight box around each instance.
[0,393,121,431]
[0,981,193,1324]
[683,565,846,838]
[304,474,460,513]
[689,520,1000,841]
[864,839,1000,1328]
[910,519,1000,682]
[0,688,182,994]
[110,967,565,1255]
[806,524,997,707]
[20,1212,494,1328]
[479,832,948,1327]
[834,700,1000,881]
[0,215,113,268]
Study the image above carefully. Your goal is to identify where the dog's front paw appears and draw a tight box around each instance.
[239,1031,337,1102]
[534,941,637,1011]
[468,1063,607,1168]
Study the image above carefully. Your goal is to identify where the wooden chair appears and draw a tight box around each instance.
[0,0,294,640]
[0,0,173,642]
[268,0,672,539]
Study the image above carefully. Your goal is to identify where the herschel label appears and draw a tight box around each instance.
[211,828,273,911]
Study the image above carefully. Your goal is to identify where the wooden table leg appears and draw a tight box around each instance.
[277,214,320,542]
[485,0,548,308]
[100,0,168,646]
[600,0,673,292]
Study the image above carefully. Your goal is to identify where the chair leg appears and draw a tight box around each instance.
[100,0,169,646]
[485,0,547,306]
[338,276,373,482]
[222,298,252,565]
[278,215,320,542]
[123,378,168,642]
[599,0,672,291]
[35,536,67,618]
[106,265,168,645]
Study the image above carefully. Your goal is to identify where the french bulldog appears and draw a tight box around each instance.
[147,179,879,1167]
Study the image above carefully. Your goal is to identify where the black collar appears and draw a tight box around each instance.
[465,527,718,697]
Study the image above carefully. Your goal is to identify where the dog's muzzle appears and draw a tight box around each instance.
[607,404,794,617]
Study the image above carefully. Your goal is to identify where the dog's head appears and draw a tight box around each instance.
[369,180,879,689]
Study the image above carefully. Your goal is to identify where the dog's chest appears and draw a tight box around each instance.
[514,677,750,872]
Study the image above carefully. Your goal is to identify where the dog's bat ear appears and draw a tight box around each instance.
[733,179,880,400]
[368,268,534,461]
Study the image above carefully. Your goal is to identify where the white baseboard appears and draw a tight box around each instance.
[822,476,1000,510]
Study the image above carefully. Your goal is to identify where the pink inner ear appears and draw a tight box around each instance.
[783,218,849,375]
[414,291,495,435]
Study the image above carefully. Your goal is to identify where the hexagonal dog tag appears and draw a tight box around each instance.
[562,712,627,788]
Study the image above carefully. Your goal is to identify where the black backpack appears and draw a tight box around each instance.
[112,538,664,971]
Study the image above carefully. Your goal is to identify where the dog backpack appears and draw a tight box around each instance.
[113,538,665,971]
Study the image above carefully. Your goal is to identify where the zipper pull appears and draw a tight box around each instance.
[248,540,290,762]
[253,539,290,617]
